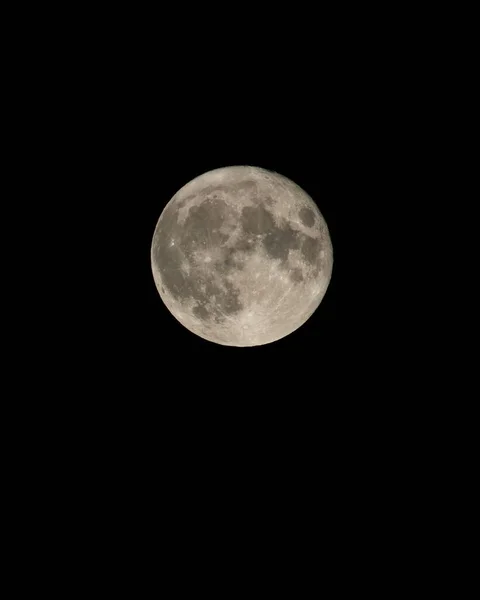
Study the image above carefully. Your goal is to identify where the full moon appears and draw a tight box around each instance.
[151,166,333,347]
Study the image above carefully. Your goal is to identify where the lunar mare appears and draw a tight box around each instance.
[151,166,333,346]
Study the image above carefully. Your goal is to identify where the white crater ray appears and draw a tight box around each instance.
[151,165,333,347]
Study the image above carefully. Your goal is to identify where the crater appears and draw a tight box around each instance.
[299,207,315,227]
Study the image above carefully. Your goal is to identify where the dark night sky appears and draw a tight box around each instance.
[56,11,421,455]
[59,57,415,537]
[19,10,439,559]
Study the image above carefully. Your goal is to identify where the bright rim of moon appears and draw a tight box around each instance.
[151,165,333,347]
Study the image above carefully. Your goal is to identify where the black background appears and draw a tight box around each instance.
[60,12,415,438]
[60,52,398,542]
[29,5,433,484]
[12,8,447,578]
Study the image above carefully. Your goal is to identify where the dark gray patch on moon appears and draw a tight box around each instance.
[204,280,220,298]
[290,268,304,283]
[241,205,276,236]
[220,280,243,315]
[157,254,187,299]
[183,198,229,248]
[209,281,243,322]
[301,236,322,265]
[218,248,245,274]
[263,224,300,262]
[241,204,301,264]
[152,200,187,299]
[235,236,256,252]
[193,305,210,320]
[299,207,315,227]
[198,184,229,197]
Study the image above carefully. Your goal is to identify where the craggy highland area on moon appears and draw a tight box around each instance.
[151,166,333,347]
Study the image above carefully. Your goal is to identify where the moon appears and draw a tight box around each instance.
[151,166,333,347]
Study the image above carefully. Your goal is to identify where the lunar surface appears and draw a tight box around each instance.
[151,166,333,346]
